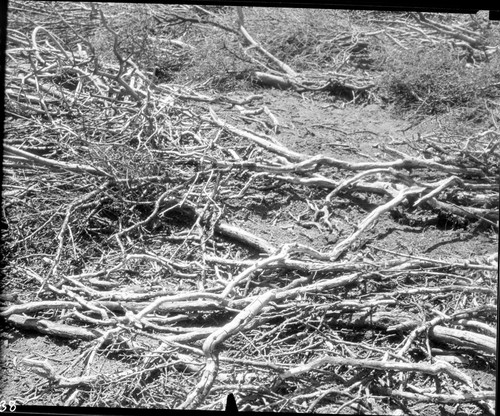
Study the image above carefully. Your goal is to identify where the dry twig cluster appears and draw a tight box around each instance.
[2,3,498,413]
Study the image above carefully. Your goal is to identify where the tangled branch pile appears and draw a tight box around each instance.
[2,2,498,413]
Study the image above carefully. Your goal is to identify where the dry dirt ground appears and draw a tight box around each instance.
[1,86,497,414]
[208,89,497,260]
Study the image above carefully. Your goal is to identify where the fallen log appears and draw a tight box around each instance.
[429,325,496,355]
[6,314,102,340]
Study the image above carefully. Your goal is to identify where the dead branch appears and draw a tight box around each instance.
[7,314,103,340]
[4,144,111,177]
[428,325,496,355]
[280,354,473,388]
[236,7,297,78]
[180,290,277,409]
